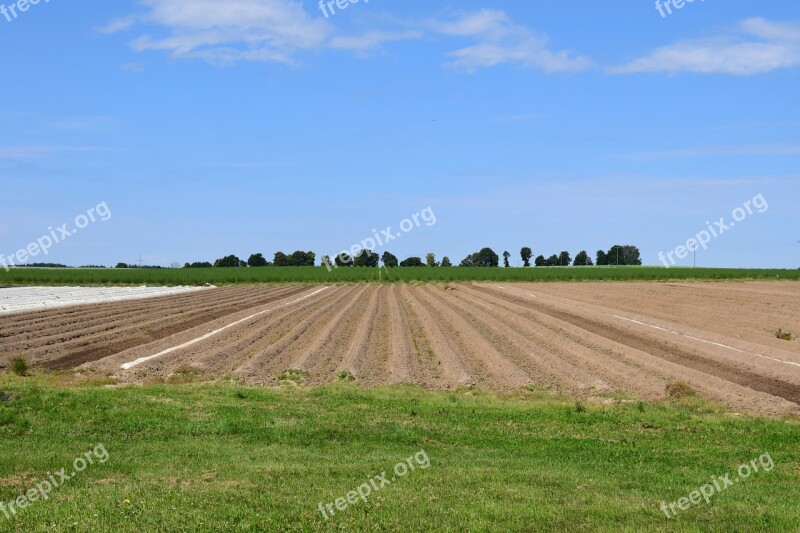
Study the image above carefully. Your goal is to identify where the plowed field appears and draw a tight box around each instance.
[2,282,799,415]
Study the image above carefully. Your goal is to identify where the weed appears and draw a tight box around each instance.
[10,358,27,377]
[337,371,355,383]
[279,369,310,386]
[776,329,796,341]
[666,381,696,398]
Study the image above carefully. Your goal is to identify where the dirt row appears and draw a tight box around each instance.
[2,282,799,415]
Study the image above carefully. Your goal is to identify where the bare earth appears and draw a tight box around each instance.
[2,282,799,416]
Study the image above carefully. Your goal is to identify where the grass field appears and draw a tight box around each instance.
[1,373,799,531]
[2,266,799,286]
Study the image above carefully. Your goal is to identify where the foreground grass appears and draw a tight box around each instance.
[1,375,799,532]
[2,266,800,286]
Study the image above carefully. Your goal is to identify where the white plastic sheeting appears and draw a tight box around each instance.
[0,286,209,316]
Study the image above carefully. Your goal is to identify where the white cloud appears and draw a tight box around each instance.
[329,30,423,52]
[95,17,137,34]
[431,10,592,73]
[124,0,329,65]
[630,143,800,160]
[611,18,800,75]
[0,146,105,158]
[104,3,590,73]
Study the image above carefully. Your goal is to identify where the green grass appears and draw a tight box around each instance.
[1,374,799,531]
[2,266,799,286]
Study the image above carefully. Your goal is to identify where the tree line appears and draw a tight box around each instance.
[180,245,641,269]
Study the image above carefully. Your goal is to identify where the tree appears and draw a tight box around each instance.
[214,255,243,268]
[503,251,511,268]
[559,251,572,266]
[248,253,269,267]
[321,255,333,268]
[573,251,593,266]
[441,256,452,267]
[381,251,399,268]
[273,252,289,267]
[426,253,438,268]
[116,263,128,269]
[335,253,354,267]
[354,250,380,267]
[400,257,424,267]
[286,251,315,266]
[521,247,533,267]
[185,261,212,269]
[596,250,608,266]
[545,255,560,267]
[606,245,642,266]
[534,255,546,267]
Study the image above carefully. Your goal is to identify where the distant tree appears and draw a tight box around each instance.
[534,255,546,267]
[170,262,181,269]
[426,253,438,268]
[400,257,425,267]
[354,250,380,267]
[559,251,572,266]
[503,251,511,268]
[573,251,593,266]
[460,254,477,267]
[321,255,333,268]
[116,262,129,269]
[273,252,289,267]
[287,251,315,267]
[214,255,243,268]
[606,245,642,266]
[381,251,399,268]
[441,256,452,268]
[335,253,354,267]
[545,255,560,267]
[248,253,269,267]
[521,247,533,267]
[596,250,608,266]
[476,247,500,267]
[185,261,212,269]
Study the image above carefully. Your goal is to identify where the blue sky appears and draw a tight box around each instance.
[1,0,799,268]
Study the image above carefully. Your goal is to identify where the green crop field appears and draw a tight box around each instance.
[1,374,799,531]
[1,266,799,286]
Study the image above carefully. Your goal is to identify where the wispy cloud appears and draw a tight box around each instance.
[0,146,105,158]
[95,17,137,35]
[103,3,590,73]
[630,143,800,160]
[125,0,330,66]
[329,30,423,53]
[51,116,113,130]
[431,9,592,73]
[490,113,550,123]
[611,18,800,75]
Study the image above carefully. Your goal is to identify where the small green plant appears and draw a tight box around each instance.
[10,358,28,377]
[666,381,696,399]
[776,329,796,341]
[337,371,355,383]
[574,402,587,413]
[636,401,646,413]
[142,327,153,334]
[235,390,246,399]
[278,369,309,386]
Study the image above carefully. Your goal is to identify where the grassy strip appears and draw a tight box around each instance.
[1,374,798,531]
[2,266,799,286]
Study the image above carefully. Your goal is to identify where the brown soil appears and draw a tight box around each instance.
[2,281,799,416]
